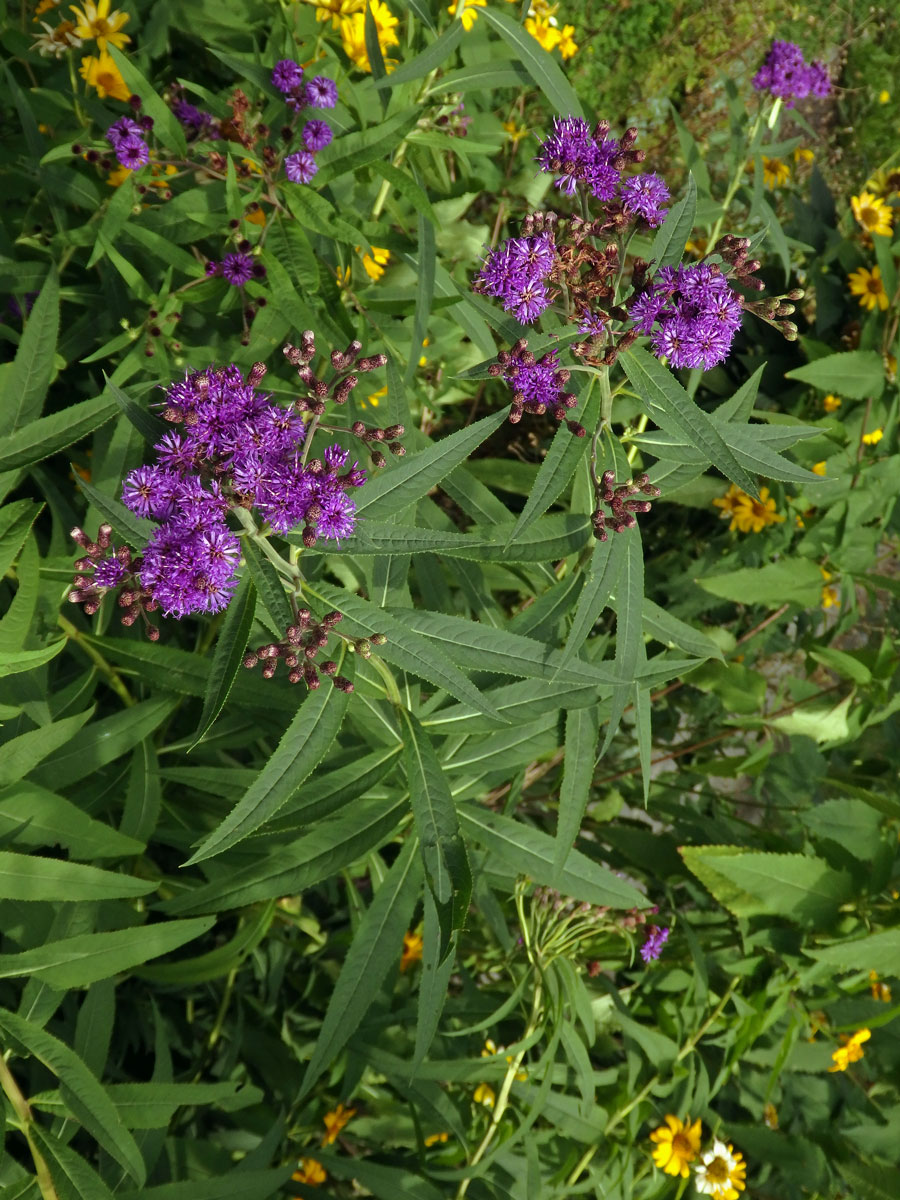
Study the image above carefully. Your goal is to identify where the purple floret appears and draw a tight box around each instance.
[106,116,143,147]
[475,232,556,325]
[284,150,318,184]
[115,134,149,169]
[221,252,254,286]
[303,119,333,152]
[620,172,671,228]
[640,925,669,963]
[305,76,338,108]
[536,116,622,200]
[631,261,744,371]
[272,59,304,94]
[752,40,831,106]
[93,555,128,589]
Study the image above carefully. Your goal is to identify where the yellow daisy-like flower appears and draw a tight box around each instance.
[879,89,890,104]
[502,119,529,148]
[649,1115,702,1178]
[862,427,884,445]
[360,245,390,280]
[70,0,130,50]
[525,15,562,53]
[32,18,81,56]
[79,49,130,100]
[424,1131,449,1146]
[557,24,578,59]
[340,0,399,73]
[713,484,785,534]
[851,191,893,237]
[400,929,423,972]
[823,393,842,413]
[447,0,486,31]
[794,147,815,165]
[694,1139,747,1200]
[812,461,827,476]
[321,1102,356,1146]
[761,156,790,189]
[829,1027,870,1072]
[311,0,364,29]
[869,971,892,1002]
[848,265,889,311]
[34,0,62,16]
[292,1158,327,1187]
[364,385,386,408]
[820,567,839,609]
[473,1082,495,1108]
[106,163,131,186]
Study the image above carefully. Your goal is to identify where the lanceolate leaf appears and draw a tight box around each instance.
[558,534,627,669]
[402,711,472,956]
[0,1007,146,1184]
[76,474,154,547]
[553,705,600,877]
[191,574,257,748]
[0,852,155,902]
[481,7,584,117]
[0,394,117,473]
[3,264,58,432]
[648,173,697,270]
[601,524,645,755]
[371,20,462,88]
[300,836,423,1096]
[413,888,457,1071]
[185,663,352,864]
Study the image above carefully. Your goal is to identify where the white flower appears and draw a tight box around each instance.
[694,1139,747,1200]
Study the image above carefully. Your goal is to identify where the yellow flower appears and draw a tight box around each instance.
[848,265,889,311]
[820,566,839,609]
[502,119,529,148]
[473,1083,495,1108]
[886,353,897,381]
[70,0,130,49]
[761,156,790,189]
[418,336,430,367]
[763,1103,779,1130]
[851,191,893,237]
[312,0,364,29]
[525,15,562,52]
[713,484,785,534]
[400,930,423,972]
[245,207,267,227]
[424,1132,449,1146]
[869,971,892,1002]
[812,461,827,476]
[862,427,884,445]
[79,49,130,100]
[557,24,578,59]
[340,0,399,73]
[694,1139,747,1200]
[32,18,81,56]
[685,236,708,258]
[34,0,61,15]
[360,245,390,280]
[106,163,131,186]
[649,1115,702,1178]
[364,385,386,408]
[823,393,842,413]
[292,1158,327,1187]
[794,147,815,164]
[447,0,486,30]
[879,89,890,104]
[829,1027,870,1072]
[321,1102,356,1145]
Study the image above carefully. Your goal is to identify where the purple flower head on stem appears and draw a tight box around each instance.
[640,925,669,963]
[752,40,831,106]
[284,150,318,184]
[475,232,556,325]
[93,555,128,589]
[303,119,333,152]
[115,134,149,169]
[305,76,338,109]
[106,116,143,147]
[620,172,670,228]
[272,59,303,94]
[221,252,254,286]
[633,261,744,371]
[537,116,622,200]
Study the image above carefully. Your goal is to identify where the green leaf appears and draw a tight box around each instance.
[413,888,456,1071]
[602,525,645,753]
[310,581,505,722]
[369,160,437,224]
[300,836,423,1096]
[0,707,95,788]
[185,669,352,863]
[459,805,647,908]
[642,599,723,660]
[836,1158,900,1200]
[403,712,471,955]
[352,409,507,520]
[0,781,143,859]
[90,1080,250,1129]
[30,1124,117,1200]
[0,1006,146,1184]
[372,21,462,87]
[240,536,294,632]
[0,918,215,989]
[117,1169,295,1200]
[648,173,697,269]
[0,393,117,473]
[2,265,58,432]
[697,559,824,608]
[785,350,885,399]
[137,901,274,983]
[406,204,435,384]
[266,216,319,293]
[558,535,626,668]
[0,501,43,586]
[164,795,409,915]
[621,346,760,496]
[0,642,66,678]
[107,46,187,155]
[315,107,422,186]
[481,7,584,117]
[808,929,900,975]
[0,852,155,902]
[74,473,154,546]
[680,846,853,925]
[191,574,256,747]
[554,706,600,877]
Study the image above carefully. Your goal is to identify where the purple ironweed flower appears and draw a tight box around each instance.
[537,116,622,200]
[272,59,303,94]
[632,262,744,372]
[491,341,578,427]
[752,40,831,106]
[114,134,149,169]
[221,252,254,286]
[172,98,217,137]
[303,119,333,152]
[93,555,128,589]
[139,521,240,618]
[106,116,143,147]
[577,308,606,338]
[475,232,556,324]
[122,465,180,520]
[305,76,338,108]
[284,150,318,184]
[620,173,670,228]
[640,925,669,963]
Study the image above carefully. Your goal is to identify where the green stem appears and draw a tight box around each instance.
[707,101,775,250]
[57,614,135,706]
[232,506,299,583]
[0,1054,61,1200]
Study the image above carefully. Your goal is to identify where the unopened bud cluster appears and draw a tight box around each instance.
[591,472,660,540]
[487,339,585,436]
[243,610,357,691]
[68,525,160,640]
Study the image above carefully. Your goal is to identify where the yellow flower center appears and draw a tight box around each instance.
[859,205,880,229]
[672,1132,694,1158]
[705,1155,731,1184]
[866,276,884,295]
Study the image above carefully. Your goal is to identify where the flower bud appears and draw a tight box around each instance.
[357,354,388,372]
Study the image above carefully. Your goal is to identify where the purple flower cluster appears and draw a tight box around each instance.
[106,115,151,170]
[206,244,266,288]
[488,339,582,430]
[536,117,669,225]
[752,40,831,106]
[629,263,744,371]
[272,59,337,185]
[640,924,669,963]
[119,363,365,617]
[475,232,556,324]
[171,93,219,140]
